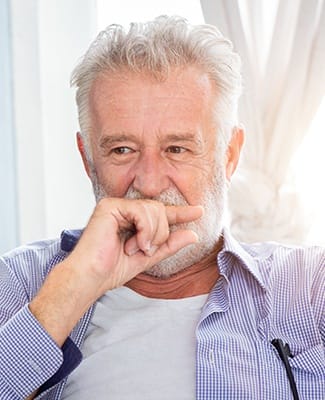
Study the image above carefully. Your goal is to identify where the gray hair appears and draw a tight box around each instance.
[71,15,242,161]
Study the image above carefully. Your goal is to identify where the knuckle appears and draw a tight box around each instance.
[95,198,108,213]
[96,197,114,211]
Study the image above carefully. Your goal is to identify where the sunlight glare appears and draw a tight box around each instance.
[291,97,325,245]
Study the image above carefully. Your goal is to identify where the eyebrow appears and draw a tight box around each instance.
[162,132,204,148]
[99,131,202,148]
[99,133,139,149]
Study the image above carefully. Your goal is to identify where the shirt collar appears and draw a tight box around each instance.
[219,228,266,290]
[60,229,83,252]
[60,227,266,290]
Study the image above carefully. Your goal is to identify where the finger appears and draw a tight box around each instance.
[115,200,157,254]
[125,205,202,257]
[165,205,203,225]
[142,202,169,252]
[131,202,169,256]
[125,212,168,257]
[124,235,140,256]
[141,205,202,256]
[129,229,199,272]
[149,205,170,248]
[150,229,199,262]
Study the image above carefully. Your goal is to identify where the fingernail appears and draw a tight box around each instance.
[146,245,158,257]
[144,241,151,252]
[126,246,139,256]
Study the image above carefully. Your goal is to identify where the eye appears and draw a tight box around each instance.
[111,146,133,155]
[166,146,187,154]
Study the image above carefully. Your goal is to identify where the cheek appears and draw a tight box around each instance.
[96,165,135,197]
[173,165,216,204]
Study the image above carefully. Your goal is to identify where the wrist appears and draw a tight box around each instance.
[29,260,100,347]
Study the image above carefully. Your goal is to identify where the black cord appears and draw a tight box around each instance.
[271,339,300,400]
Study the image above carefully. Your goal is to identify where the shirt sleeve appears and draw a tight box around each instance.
[311,251,325,344]
[0,253,82,399]
[0,304,63,399]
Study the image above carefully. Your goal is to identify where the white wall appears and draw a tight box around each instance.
[11,0,97,244]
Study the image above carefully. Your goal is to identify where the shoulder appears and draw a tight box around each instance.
[242,241,324,276]
[1,238,62,269]
[222,231,324,291]
[241,241,324,313]
[242,241,324,341]
[0,238,65,300]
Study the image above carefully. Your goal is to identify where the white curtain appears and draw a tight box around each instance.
[201,0,325,243]
[0,0,18,253]
[9,0,96,246]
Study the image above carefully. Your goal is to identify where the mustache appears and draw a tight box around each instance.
[124,186,189,207]
[116,187,190,242]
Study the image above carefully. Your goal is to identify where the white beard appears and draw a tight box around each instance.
[90,165,227,278]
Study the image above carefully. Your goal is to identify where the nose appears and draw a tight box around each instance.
[132,149,170,198]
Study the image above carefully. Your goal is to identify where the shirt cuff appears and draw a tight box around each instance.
[39,336,82,395]
[0,304,63,398]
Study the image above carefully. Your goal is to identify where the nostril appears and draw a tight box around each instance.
[132,174,170,199]
[131,152,171,197]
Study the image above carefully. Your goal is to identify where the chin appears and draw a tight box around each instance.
[145,234,220,279]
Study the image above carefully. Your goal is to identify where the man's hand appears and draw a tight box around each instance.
[69,198,202,293]
[29,198,203,347]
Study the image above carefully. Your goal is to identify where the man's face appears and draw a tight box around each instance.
[79,67,239,277]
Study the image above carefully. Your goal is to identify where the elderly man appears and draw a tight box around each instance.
[0,16,324,400]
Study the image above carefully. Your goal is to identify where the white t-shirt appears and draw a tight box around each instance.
[62,286,208,400]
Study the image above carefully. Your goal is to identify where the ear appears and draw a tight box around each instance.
[76,132,91,178]
[225,126,244,180]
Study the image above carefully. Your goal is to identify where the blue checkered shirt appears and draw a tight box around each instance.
[0,229,324,399]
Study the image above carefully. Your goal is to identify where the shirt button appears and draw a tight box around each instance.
[209,349,215,364]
